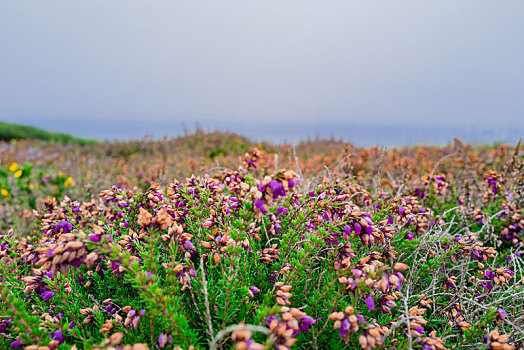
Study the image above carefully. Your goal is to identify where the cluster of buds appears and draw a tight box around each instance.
[414,330,448,350]
[80,305,100,325]
[161,262,197,291]
[252,170,298,216]
[444,303,471,331]
[274,282,292,306]
[333,243,356,270]
[260,244,280,264]
[329,306,387,349]
[499,203,524,245]
[152,208,174,231]
[200,229,239,265]
[242,147,266,169]
[342,209,390,246]
[231,324,265,350]
[376,263,409,293]
[218,169,251,197]
[393,306,428,339]
[100,319,116,334]
[245,222,262,241]
[267,213,282,236]
[392,196,436,235]
[472,208,484,224]
[338,254,406,309]
[483,170,503,202]
[137,207,153,227]
[219,195,241,216]
[123,307,144,329]
[116,228,146,255]
[377,292,401,314]
[169,230,196,260]
[484,328,514,350]
[480,267,513,292]
[266,307,316,349]
[422,174,451,197]
[21,271,48,297]
[102,298,122,316]
[30,232,92,277]
[158,333,175,348]
[455,232,497,263]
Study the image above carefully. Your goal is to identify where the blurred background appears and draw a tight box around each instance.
[1,0,523,146]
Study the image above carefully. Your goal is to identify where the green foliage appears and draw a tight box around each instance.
[0,121,95,145]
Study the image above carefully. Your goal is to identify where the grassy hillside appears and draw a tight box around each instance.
[0,120,95,145]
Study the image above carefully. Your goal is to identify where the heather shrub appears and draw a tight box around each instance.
[0,140,523,350]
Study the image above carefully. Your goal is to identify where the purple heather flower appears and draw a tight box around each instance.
[413,326,424,337]
[41,290,54,301]
[50,330,64,343]
[353,223,361,234]
[340,318,350,338]
[46,248,56,257]
[288,179,295,188]
[343,225,352,235]
[249,286,260,294]
[387,216,394,225]
[158,333,167,348]
[406,232,414,241]
[10,340,22,348]
[356,314,367,324]
[365,294,375,310]
[269,180,286,199]
[88,234,101,242]
[300,315,315,332]
[399,207,406,215]
[497,308,508,319]
[254,199,267,215]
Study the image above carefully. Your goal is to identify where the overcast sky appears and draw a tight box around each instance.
[0,1,523,144]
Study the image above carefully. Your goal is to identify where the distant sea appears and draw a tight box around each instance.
[11,119,524,147]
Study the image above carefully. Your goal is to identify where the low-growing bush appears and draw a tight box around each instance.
[0,142,523,349]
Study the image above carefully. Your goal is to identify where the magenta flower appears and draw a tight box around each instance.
[88,234,101,242]
[41,290,54,300]
[299,315,316,332]
[254,199,267,215]
[365,294,375,310]
[10,340,22,348]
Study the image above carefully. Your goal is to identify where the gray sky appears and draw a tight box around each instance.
[1,0,523,144]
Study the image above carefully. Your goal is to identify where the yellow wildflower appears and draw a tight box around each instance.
[1,189,8,196]
[8,162,18,172]
[67,177,74,185]
[64,181,69,188]
[14,170,23,178]
[29,184,34,190]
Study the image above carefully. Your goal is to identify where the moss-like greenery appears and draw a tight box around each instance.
[0,121,95,145]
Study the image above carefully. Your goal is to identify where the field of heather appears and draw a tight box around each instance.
[1,133,523,350]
